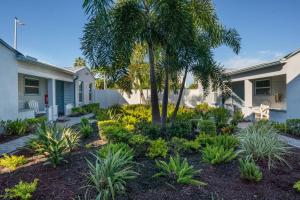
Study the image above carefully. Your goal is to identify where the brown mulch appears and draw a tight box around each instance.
[1,133,300,200]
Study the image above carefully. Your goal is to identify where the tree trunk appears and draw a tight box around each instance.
[161,67,169,128]
[170,66,188,124]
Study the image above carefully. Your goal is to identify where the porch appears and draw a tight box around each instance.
[17,73,75,120]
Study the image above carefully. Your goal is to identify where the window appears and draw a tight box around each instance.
[79,81,84,103]
[25,78,39,95]
[255,79,271,95]
[89,83,93,101]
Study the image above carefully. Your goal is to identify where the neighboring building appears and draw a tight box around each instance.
[200,48,300,122]
[0,38,95,121]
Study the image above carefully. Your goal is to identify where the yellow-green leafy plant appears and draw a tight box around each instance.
[170,137,200,153]
[147,138,168,159]
[239,158,262,182]
[211,135,239,150]
[1,119,28,135]
[154,154,206,186]
[2,179,38,200]
[97,143,133,159]
[202,145,237,165]
[0,154,27,170]
[128,134,149,154]
[62,128,80,151]
[293,180,300,192]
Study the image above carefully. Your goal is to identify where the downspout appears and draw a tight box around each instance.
[73,75,78,107]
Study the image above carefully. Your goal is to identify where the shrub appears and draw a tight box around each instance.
[195,103,211,114]
[293,180,300,192]
[271,122,287,133]
[26,117,47,132]
[135,121,161,139]
[80,118,93,138]
[71,107,87,116]
[195,133,215,147]
[286,119,300,136]
[82,103,100,113]
[86,147,137,200]
[170,137,200,153]
[210,107,230,128]
[62,128,80,151]
[100,125,131,143]
[128,134,149,154]
[147,138,168,159]
[220,124,236,135]
[202,145,237,165]
[95,108,110,121]
[211,135,239,150]
[98,143,133,159]
[237,123,291,169]
[98,120,119,129]
[2,179,38,200]
[198,120,217,135]
[1,119,28,135]
[166,121,192,139]
[231,110,244,126]
[0,154,27,170]
[154,155,206,186]
[239,158,262,182]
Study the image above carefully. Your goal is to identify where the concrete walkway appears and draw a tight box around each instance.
[0,113,95,155]
[279,135,300,148]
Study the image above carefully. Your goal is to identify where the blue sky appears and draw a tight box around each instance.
[1,0,300,84]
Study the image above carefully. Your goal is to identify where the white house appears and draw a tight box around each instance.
[0,38,95,121]
[201,48,300,122]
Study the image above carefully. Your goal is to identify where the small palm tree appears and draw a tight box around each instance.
[74,57,86,67]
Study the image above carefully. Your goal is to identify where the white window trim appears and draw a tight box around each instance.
[255,79,271,96]
[24,77,40,96]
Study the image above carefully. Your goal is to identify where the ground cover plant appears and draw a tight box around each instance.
[1,179,38,200]
[0,154,27,170]
[239,158,262,182]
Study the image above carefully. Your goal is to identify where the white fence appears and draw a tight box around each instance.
[94,89,206,108]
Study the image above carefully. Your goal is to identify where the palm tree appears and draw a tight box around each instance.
[74,57,86,67]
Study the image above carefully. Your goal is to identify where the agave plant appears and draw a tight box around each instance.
[154,154,206,186]
[86,148,137,200]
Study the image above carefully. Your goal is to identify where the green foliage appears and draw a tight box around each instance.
[239,158,262,182]
[166,121,192,139]
[198,120,217,135]
[286,119,300,136]
[0,154,27,170]
[1,119,28,135]
[211,135,239,150]
[136,121,161,139]
[98,120,119,129]
[62,128,80,151]
[98,143,133,159]
[210,107,230,128]
[82,103,100,113]
[195,103,212,114]
[271,121,287,133]
[100,125,131,143]
[2,179,38,200]
[80,118,93,138]
[220,124,236,135]
[202,145,237,165]
[231,110,244,126]
[195,133,215,147]
[237,123,291,169]
[147,138,168,159]
[293,180,300,192]
[86,146,137,200]
[154,155,206,186]
[170,137,200,153]
[128,134,149,154]
[71,107,87,116]
[26,117,47,132]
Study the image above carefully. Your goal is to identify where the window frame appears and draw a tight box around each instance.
[79,81,84,103]
[255,79,271,96]
[24,77,40,95]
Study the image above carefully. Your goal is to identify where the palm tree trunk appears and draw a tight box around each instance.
[161,67,169,128]
[170,66,188,124]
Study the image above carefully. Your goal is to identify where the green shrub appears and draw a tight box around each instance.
[80,118,93,138]
[0,154,27,170]
[271,121,287,133]
[95,108,110,121]
[195,103,211,114]
[166,121,192,139]
[2,179,38,200]
[198,120,217,135]
[1,119,28,135]
[202,145,237,165]
[128,134,149,154]
[71,107,87,116]
[210,107,230,128]
[239,158,262,182]
[237,123,291,169]
[220,124,236,135]
[98,120,119,129]
[147,138,168,159]
[82,103,100,113]
[154,155,206,186]
[98,143,133,159]
[293,180,300,192]
[26,117,47,132]
[195,133,215,147]
[231,110,244,126]
[62,128,80,151]
[86,146,137,200]
[100,125,131,143]
[211,135,239,150]
[286,119,300,136]
[170,137,200,153]
[136,121,161,139]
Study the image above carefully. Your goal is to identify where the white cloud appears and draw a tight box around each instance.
[223,56,266,69]
[258,50,284,59]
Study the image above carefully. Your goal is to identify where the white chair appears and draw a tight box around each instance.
[28,100,47,116]
[253,104,270,121]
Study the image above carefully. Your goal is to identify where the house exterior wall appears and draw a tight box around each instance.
[75,68,95,106]
[285,53,300,119]
[64,82,74,105]
[0,44,18,121]
[18,74,48,111]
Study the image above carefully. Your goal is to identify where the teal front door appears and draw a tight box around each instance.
[56,80,64,115]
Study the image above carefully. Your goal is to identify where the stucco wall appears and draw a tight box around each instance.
[75,68,95,106]
[0,44,18,120]
[18,74,47,111]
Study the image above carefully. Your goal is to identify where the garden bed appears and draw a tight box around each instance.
[1,143,300,200]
